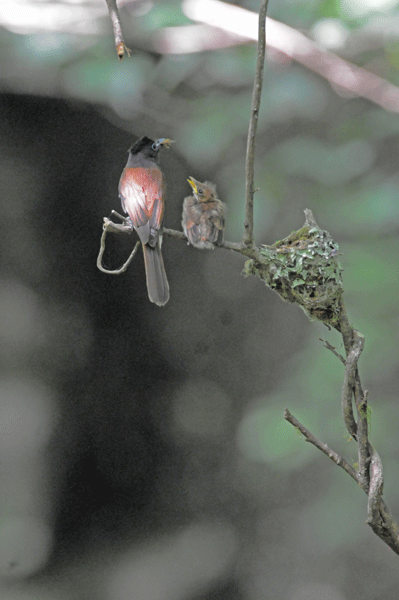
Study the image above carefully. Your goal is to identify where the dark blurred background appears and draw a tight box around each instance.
[1,1,399,599]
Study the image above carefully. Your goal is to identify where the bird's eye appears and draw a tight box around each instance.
[152,143,157,151]
[198,188,203,194]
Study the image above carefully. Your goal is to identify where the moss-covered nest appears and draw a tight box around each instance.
[243,225,344,329]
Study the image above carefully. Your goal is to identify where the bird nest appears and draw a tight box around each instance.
[243,224,344,330]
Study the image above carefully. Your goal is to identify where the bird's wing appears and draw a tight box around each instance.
[187,223,201,245]
[119,167,165,245]
[201,204,224,244]
[182,198,202,244]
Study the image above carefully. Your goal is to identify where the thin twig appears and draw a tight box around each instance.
[163,228,188,243]
[104,212,135,234]
[285,408,399,554]
[244,0,269,246]
[105,0,130,59]
[320,338,346,366]
[284,409,363,489]
[97,220,140,274]
[163,227,245,252]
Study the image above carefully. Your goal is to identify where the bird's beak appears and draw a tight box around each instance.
[187,176,198,194]
[156,138,175,149]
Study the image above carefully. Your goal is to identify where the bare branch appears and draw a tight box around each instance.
[97,219,140,274]
[323,332,369,485]
[355,388,370,487]
[163,227,245,252]
[284,409,362,488]
[105,0,130,59]
[338,298,354,353]
[285,408,399,554]
[320,338,346,366]
[366,446,384,524]
[163,228,188,243]
[366,447,399,554]
[97,216,248,279]
[340,330,364,439]
[244,0,269,246]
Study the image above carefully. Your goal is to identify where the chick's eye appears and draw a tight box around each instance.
[198,188,203,194]
[152,143,157,150]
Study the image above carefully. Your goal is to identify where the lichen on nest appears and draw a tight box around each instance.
[243,224,344,330]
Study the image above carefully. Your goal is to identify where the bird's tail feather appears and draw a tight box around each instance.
[142,243,170,306]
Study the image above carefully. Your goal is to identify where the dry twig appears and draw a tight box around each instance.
[105,0,130,59]
[244,0,269,246]
[284,409,361,486]
[97,214,140,274]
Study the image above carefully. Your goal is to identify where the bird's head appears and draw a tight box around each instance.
[128,137,174,159]
[187,176,216,202]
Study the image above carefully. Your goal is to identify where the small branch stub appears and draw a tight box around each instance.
[105,0,130,59]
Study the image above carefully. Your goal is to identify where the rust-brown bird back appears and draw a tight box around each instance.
[119,167,166,247]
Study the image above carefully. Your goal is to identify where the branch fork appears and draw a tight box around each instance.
[97,212,139,274]
[285,323,399,554]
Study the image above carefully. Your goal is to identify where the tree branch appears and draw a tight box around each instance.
[97,217,140,274]
[105,0,130,59]
[244,0,269,246]
[163,227,245,252]
[355,387,369,487]
[284,409,362,488]
[321,339,346,366]
[340,330,364,440]
[285,406,399,553]
[286,311,399,554]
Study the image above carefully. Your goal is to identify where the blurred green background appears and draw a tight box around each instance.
[1,0,399,598]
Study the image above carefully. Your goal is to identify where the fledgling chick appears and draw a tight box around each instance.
[182,177,226,250]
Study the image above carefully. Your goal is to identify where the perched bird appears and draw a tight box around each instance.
[182,177,226,250]
[118,136,173,306]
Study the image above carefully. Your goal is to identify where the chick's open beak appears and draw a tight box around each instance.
[187,176,198,194]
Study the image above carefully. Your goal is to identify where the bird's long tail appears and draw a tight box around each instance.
[142,243,170,306]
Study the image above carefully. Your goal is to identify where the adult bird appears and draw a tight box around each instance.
[182,177,226,250]
[119,136,173,306]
